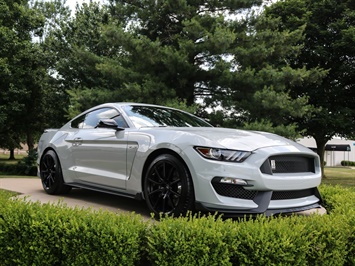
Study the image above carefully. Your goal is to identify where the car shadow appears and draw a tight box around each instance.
[50,188,153,219]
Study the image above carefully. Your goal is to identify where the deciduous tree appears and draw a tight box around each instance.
[264,0,355,176]
[0,0,47,155]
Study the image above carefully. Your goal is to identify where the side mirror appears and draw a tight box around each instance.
[96,119,124,131]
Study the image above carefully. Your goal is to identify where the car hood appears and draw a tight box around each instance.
[153,127,298,151]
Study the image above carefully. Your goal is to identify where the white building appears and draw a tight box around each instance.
[297,137,355,167]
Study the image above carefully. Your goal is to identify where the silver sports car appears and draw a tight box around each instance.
[37,103,323,217]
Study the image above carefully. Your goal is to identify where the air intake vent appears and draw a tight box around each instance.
[271,188,316,200]
[211,183,257,200]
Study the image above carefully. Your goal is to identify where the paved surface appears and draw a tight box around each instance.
[0,178,326,218]
[0,178,151,219]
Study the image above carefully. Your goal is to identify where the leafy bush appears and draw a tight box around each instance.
[341,160,355,166]
[0,150,37,176]
[146,213,234,266]
[17,149,38,175]
[0,199,146,266]
[318,185,355,265]
[0,185,354,265]
[0,163,37,176]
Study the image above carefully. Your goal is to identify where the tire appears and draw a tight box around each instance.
[40,150,71,195]
[143,154,195,217]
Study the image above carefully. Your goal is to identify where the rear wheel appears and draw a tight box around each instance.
[40,150,71,195]
[143,154,194,217]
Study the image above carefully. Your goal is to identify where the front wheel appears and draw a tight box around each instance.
[143,154,195,217]
[40,150,71,195]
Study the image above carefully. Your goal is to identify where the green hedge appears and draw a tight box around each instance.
[0,199,146,265]
[341,160,355,167]
[0,163,37,176]
[0,151,37,176]
[0,185,354,266]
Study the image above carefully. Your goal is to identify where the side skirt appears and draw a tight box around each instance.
[66,182,143,200]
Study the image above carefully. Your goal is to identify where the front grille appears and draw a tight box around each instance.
[271,188,316,200]
[211,183,257,200]
[260,155,315,175]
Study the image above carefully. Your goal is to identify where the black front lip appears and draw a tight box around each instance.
[195,188,324,218]
[195,201,323,218]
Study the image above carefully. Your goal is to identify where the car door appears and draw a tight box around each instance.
[69,107,128,189]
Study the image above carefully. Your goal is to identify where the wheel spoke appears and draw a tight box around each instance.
[147,176,163,186]
[148,187,163,197]
[170,178,181,186]
[40,150,71,195]
[161,194,168,213]
[152,165,165,183]
[41,154,57,188]
[145,155,192,216]
[167,194,177,208]
[169,189,180,197]
[152,194,164,210]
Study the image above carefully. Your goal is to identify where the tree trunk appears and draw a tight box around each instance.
[8,149,15,160]
[314,137,328,179]
[26,132,35,152]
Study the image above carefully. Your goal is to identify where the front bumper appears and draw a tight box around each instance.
[182,145,323,216]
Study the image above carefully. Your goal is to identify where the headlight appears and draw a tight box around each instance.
[194,146,252,162]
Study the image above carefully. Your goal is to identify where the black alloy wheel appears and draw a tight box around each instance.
[40,150,71,195]
[144,154,194,217]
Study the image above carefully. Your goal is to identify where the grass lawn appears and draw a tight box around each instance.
[323,167,355,188]
[0,153,26,164]
[0,175,37,178]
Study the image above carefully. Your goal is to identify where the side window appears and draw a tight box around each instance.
[113,115,128,128]
[82,108,128,129]
[82,109,105,128]
[71,114,86,129]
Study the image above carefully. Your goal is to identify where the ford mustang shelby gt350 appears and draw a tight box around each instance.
[37,103,323,217]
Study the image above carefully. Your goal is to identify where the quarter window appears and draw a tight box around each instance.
[71,114,85,129]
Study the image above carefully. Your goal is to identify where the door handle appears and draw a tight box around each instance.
[73,137,83,146]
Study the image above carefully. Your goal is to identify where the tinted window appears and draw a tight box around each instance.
[123,105,212,128]
[71,114,85,128]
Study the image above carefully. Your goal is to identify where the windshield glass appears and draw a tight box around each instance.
[123,105,212,128]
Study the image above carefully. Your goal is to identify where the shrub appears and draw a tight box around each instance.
[17,149,38,175]
[319,185,355,265]
[0,163,37,176]
[0,150,37,176]
[146,213,234,266]
[0,184,354,265]
[341,160,355,166]
[227,216,309,266]
[0,199,146,266]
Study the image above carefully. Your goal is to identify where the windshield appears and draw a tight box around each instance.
[123,105,212,128]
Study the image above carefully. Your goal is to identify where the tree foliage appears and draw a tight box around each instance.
[52,0,266,117]
[54,0,324,141]
[0,0,47,154]
[197,6,326,139]
[1,0,354,170]
[264,0,355,175]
